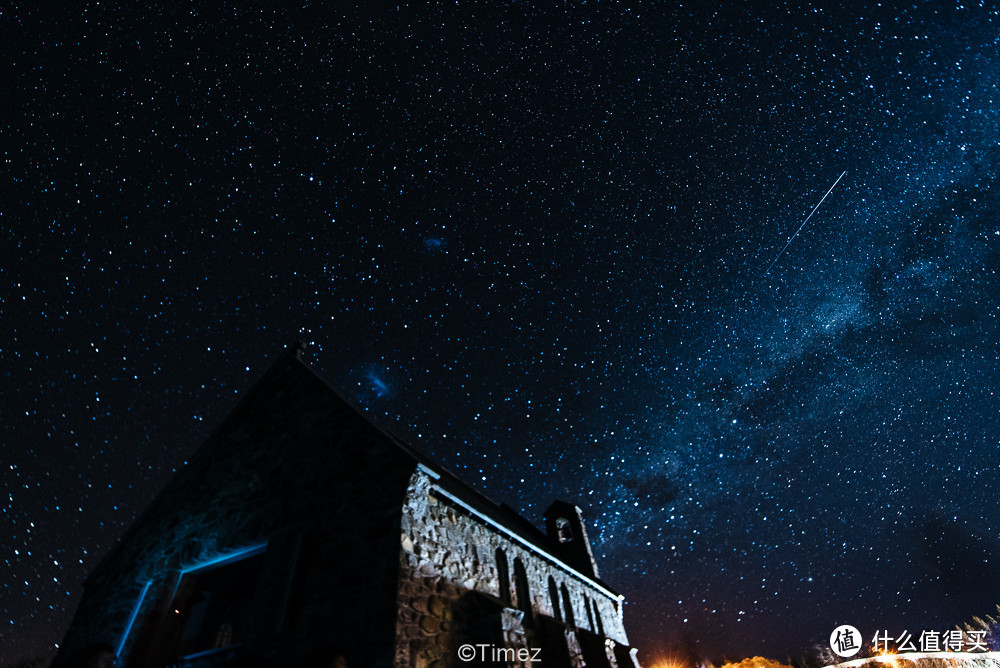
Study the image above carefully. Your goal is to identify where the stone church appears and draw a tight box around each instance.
[54,345,643,668]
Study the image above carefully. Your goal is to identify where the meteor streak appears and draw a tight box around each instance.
[765,170,847,274]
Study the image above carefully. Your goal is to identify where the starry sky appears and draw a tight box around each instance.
[6,2,1000,664]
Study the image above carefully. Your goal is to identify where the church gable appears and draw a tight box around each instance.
[58,350,418,666]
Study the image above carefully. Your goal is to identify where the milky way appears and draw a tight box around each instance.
[6,3,1000,664]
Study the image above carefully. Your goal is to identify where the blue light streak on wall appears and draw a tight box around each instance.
[180,542,268,575]
[117,543,270,658]
[162,543,268,600]
[116,579,152,657]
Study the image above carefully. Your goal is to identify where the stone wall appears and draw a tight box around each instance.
[395,469,638,668]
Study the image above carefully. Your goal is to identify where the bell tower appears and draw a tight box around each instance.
[543,501,600,579]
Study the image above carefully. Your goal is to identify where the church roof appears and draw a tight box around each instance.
[93,344,621,599]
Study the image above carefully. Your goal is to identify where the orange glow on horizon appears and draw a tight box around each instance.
[874,650,899,667]
[643,645,695,668]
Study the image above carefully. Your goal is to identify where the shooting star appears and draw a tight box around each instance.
[765,170,847,274]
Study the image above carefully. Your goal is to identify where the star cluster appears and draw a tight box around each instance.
[5,2,1000,664]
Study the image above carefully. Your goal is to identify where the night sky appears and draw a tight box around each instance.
[6,2,1000,665]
